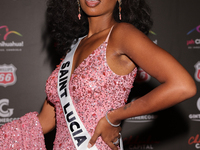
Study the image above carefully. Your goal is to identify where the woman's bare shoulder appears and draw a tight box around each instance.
[113,22,144,37]
[110,22,150,52]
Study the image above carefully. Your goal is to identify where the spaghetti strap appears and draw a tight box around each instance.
[105,25,114,43]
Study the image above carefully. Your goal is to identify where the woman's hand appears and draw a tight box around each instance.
[88,115,121,150]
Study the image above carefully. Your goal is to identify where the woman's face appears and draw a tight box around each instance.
[80,0,117,18]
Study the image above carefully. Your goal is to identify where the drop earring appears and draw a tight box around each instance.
[118,0,122,20]
[77,0,81,20]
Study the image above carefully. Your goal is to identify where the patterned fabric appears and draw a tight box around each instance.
[45,30,137,149]
[0,28,137,150]
[0,112,45,150]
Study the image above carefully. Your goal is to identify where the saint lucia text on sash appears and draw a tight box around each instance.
[57,37,98,150]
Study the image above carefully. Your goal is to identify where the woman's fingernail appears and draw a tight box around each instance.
[87,143,92,148]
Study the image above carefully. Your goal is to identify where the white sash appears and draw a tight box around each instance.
[57,37,98,150]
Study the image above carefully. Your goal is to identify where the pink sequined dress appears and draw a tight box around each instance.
[0,27,137,150]
[0,112,46,149]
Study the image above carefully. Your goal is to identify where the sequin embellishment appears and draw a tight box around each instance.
[0,112,45,149]
[45,39,137,149]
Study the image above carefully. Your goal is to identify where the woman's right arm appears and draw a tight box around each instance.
[38,99,56,134]
[0,100,51,149]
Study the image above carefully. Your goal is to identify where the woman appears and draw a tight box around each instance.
[0,0,196,150]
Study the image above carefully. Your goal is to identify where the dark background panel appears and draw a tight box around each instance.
[0,0,199,149]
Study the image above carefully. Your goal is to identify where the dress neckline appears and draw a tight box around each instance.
[70,26,115,76]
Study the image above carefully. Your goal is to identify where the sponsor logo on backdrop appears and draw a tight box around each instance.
[188,134,200,149]
[0,25,24,52]
[194,61,200,82]
[0,99,18,126]
[149,30,157,45]
[125,98,157,123]
[187,25,200,49]
[0,64,17,87]
[126,114,157,123]
[123,135,160,150]
[189,97,200,121]
[187,25,200,35]
[0,99,13,117]
[135,68,151,83]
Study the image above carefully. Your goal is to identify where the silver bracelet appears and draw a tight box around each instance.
[106,109,121,127]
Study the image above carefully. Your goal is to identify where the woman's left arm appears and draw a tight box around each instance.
[108,23,197,123]
[88,23,197,149]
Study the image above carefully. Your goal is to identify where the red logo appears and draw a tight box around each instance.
[0,64,17,87]
[135,68,151,82]
[188,134,200,149]
[194,61,200,82]
[0,25,22,41]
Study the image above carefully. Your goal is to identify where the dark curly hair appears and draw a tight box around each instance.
[47,0,153,56]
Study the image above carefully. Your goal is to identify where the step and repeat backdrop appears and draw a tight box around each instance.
[0,0,199,150]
